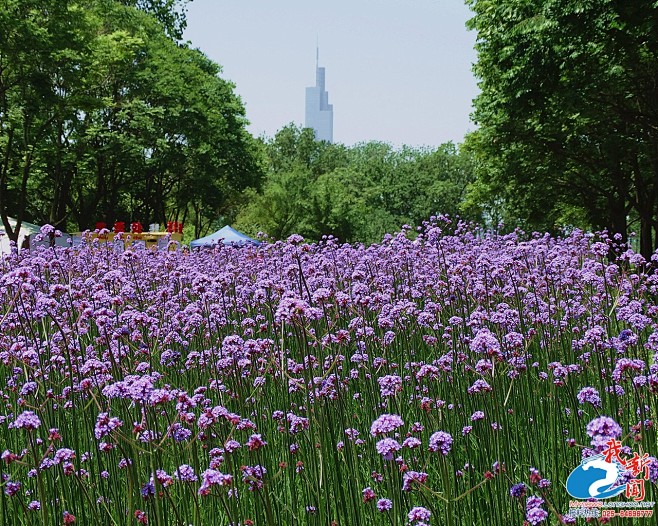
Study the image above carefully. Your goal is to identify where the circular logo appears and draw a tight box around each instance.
[566,455,626,500]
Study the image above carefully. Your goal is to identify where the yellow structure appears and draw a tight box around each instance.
[71,231,183,249]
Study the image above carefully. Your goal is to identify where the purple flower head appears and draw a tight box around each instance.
[287,412,310,435]
[241,465,266,491]
[370,414,404,436]
[4,481,20,496]
[9,410,41,431]
[526,496,544,509]
[224,440,241,453]
[509,482,526,498]
[467,379,492,395]
[576,387,601,407]
[410,422,424,433]
[471,411,485,421]
[377,498,393,512]
[140,482,155,499]
[470,328,501,356]
[40,224,55,236]
[408,506,431,522]
[402,471,428,492]
[20,382,38,396]
[612,358,645,382]
[171,424,191,442]
[376,438,402,460]
[362,486,376,502]
[619,329,634,341]
[403,437,422,449]
[428,431,452,455]
[526,506,548,525]
[378,375,402,397]
[647,457,658,483]
[94,412,123,439]
[54,448,76,464]
[586,416,622,448]
[275,297,312,324]
[175,464,197,482]
[287,234,304,244]
[538,478,551,489]
[155,469,173,487]
[198,469,233,496]
[246,434,267,451]
[345,428,360,441]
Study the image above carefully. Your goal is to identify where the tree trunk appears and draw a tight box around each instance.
[640,213,653,260]
[0,127,15,239]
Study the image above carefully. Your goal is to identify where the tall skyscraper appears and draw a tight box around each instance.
[305,47,333,142]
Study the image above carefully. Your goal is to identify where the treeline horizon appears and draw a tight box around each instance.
[233,124,477,245]
[3,0,658,257]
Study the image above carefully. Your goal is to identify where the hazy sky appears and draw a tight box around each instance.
[183,1,479,147]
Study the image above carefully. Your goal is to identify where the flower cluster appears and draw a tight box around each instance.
[0,221,656,525]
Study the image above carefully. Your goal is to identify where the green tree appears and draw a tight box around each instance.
[467,0,658,257]
[0,0,259,240]
[119,0,192,40]
[236,125,476,244]
[0,0,84,241]
[236,124,350,240]
[235,167,314,240]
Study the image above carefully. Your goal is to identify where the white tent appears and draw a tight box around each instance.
[0,217,41,255]
[190,225,260,248]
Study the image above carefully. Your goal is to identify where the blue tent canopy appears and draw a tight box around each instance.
[190,225,260,248]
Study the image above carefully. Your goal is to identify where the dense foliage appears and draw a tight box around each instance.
[235,125,476,244]
[0,221,656,525]
[0,0,261,241]
[466,0,658,258]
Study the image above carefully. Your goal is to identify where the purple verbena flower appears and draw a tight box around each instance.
[9,410,41,431]
[467,379,492,394]
[175,464,197,482]
[378,375,402,397]
[94,412,123,439]
[198,469,233,496]
[408,506,431,522]
[402,471,428,492]
[376,438,402,460]
[370,414,404,436]
[510,482,526,498]
[576,387,601,407]
[471,411,485,421]
[526,507,548,525]
[586,416,622,449]
[428,431,452,455]
[402,437,422,449]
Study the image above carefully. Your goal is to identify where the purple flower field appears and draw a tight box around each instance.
[1,218,657,525]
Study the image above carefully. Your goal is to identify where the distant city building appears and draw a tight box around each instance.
[305,47,333,142]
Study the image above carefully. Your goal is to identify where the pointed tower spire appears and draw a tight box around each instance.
[306,39,333,143]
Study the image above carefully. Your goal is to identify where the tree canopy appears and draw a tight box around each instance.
[234,124,477,244]
[0,0,261,241]
[466,0,658,257]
